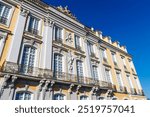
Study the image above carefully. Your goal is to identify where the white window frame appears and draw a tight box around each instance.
[102,49,107,59]
[53,93,65,100]
[76,60,84,77]
[116,72,123,87]
[0,1,14,26]
[55,26,62,41]
[105,69,112,83]
[80,95,89,100]
[19,44,37,74]
[15,91,33,100]
[111,52,117,64]
[126,75,133,88]
[92,65,99,80]
[74,34,80,47]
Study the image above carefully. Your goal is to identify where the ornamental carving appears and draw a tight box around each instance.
[44,18,54,27]
[67,51,74,74]
[65,32,73,43]
[20,8,29,17]
[57,6,77,20]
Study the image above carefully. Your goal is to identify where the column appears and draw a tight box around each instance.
[40,18,54,70]
[6,8,28,65]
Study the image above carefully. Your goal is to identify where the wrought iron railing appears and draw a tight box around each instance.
[0,16,8,25]
[1,62,117,90]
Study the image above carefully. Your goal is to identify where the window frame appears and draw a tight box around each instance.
[15,91,33,100]
[53,93,65,100]
[0,1,14,26]
[80,95,89,100]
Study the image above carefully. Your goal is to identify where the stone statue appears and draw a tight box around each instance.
[68,51,74,73]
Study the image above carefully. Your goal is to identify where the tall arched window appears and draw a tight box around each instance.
[53,94,65,100]
[80,95,88,100]
[53,53,63,78]
[21,46,36,74]
[15,92,32,100]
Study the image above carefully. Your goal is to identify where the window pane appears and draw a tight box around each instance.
[93,66,98,80]
[76,60,83,77]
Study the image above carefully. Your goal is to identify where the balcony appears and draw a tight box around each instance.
[130,88,137,95]
[1,62,116,90]
[0,16,8,25]
[28,28,39,35]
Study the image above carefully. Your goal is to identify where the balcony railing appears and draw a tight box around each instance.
[28,28,39,35]
[0,16,8,25]
[1,62,116,90]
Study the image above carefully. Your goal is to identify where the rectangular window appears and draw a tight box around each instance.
[28,16,39,35]
[55,26,62,42]
[126,75,133,88]
[121,56,127,69]
[116,72,123,91]
[111,53,117,65]
[102,49,107,62]
[54,54,63,78]
[0,3,10,25]
[21,46,36,74]
[105,69,111,83]
[88,41,94,56]
[75,35,81,49]
[76,60,83,77]
[92,66,98,80]
[54,54,62,72]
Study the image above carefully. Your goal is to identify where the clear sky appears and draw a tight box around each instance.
[43,0,150,98]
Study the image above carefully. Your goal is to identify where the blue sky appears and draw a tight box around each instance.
[44,0,150,98]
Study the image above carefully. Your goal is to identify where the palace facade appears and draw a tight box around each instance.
[0,0,146,100]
